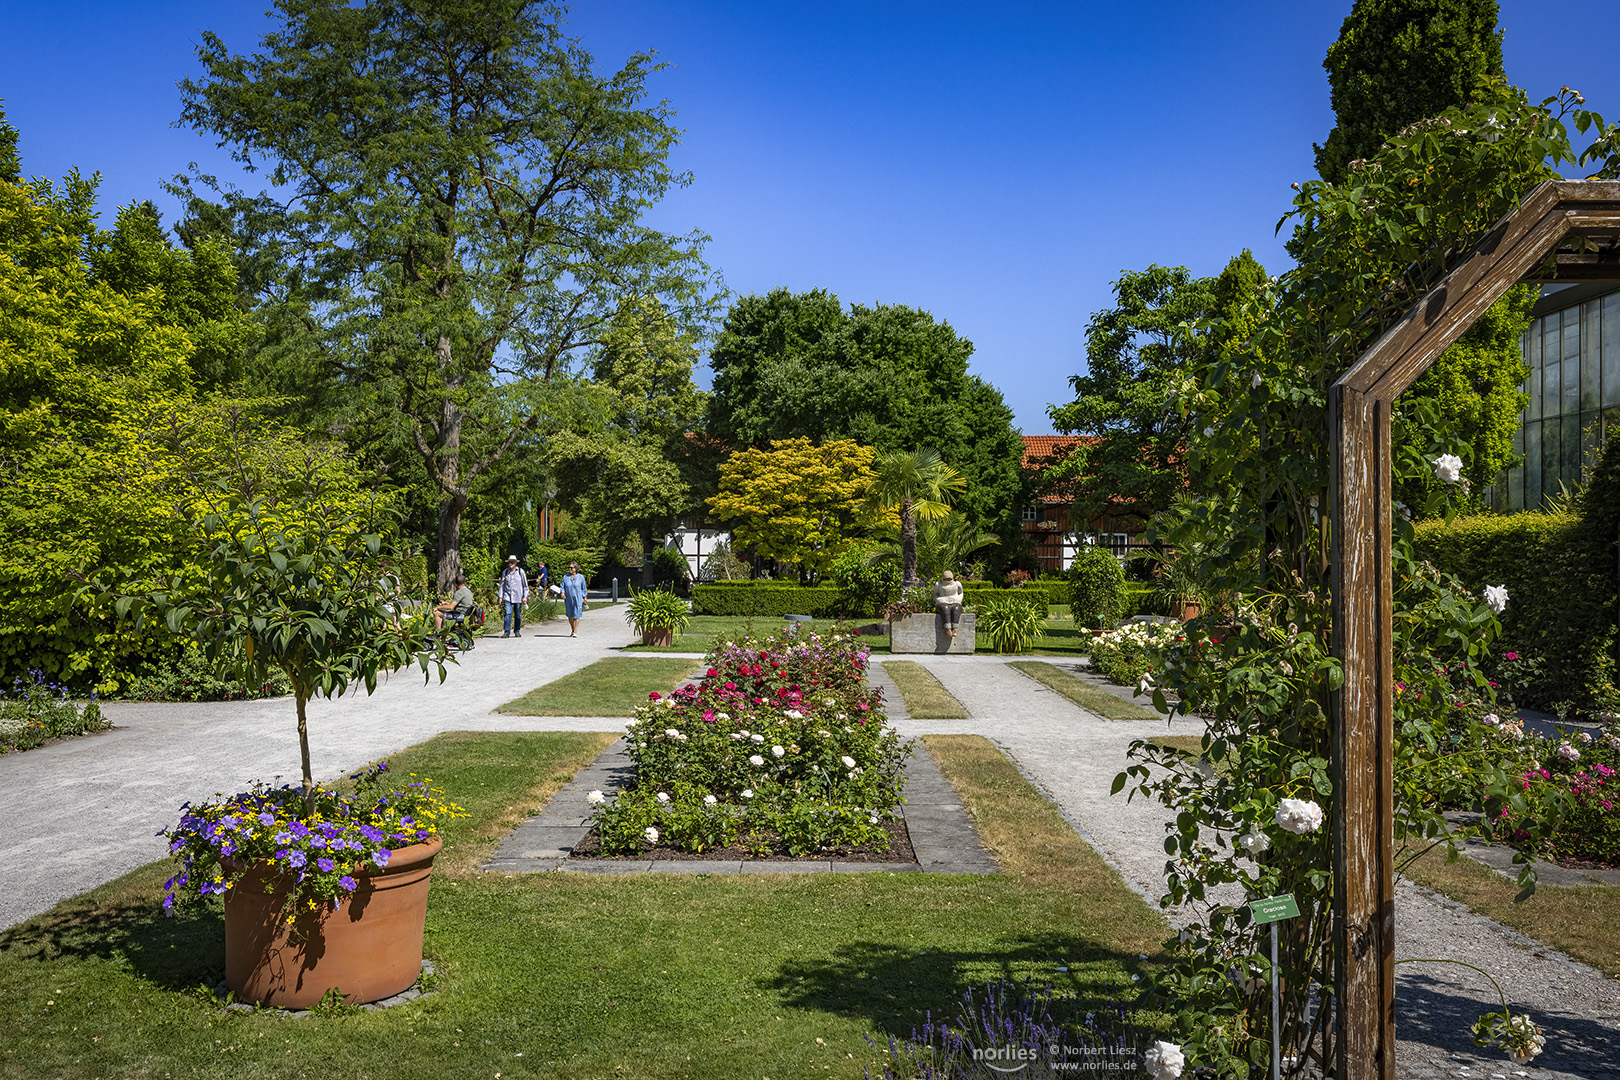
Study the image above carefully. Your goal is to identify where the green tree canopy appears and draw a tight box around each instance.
[706,288,1024,544]
[1314,0,1504,184]
[706,437,881,580]
[176,0,716,590]
[1045,254,1267,524]
[865,448,966,586]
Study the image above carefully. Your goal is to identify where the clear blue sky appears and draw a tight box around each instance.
[2,2,1615,433]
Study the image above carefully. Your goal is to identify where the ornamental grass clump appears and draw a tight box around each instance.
[976,595,1044,653]
[591,628,912,856]
[162,763,466,918]
[0,669,108,753]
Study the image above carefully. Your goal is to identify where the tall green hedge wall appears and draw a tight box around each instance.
[1414,508,1614,713]
[691,585,844,617]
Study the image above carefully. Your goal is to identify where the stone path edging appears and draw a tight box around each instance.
[482,737,997,876]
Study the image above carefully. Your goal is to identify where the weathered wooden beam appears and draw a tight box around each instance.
[1328,384,1396,1080]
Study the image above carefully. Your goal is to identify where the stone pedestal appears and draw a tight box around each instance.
[888,612,975,654]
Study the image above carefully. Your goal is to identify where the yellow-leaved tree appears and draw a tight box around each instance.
[707,438,882,581]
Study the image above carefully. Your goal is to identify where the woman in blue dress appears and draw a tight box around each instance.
[561,561,588,638]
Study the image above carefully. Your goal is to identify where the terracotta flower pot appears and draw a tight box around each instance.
[223,835,441,1008]
[641,627,675,646]
[1176,601,1201,622]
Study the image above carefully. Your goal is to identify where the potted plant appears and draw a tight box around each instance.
[142,470,458,1008]
[625,585,691,646]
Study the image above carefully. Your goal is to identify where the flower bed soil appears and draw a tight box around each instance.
[569,817,915,863]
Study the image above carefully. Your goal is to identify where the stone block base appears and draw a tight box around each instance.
[889,612,975,654]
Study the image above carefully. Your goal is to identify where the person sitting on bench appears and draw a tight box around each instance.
[434,573,475,630]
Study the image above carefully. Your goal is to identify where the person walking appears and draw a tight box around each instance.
[499,555,529,638]
[561,561,588,638]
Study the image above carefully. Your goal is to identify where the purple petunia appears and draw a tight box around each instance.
[257,812,276,826]
[287,851,307,868]
[372,849,392,868]
[338,875,357,891]
[317,857,336,873]
[274,831,293,844]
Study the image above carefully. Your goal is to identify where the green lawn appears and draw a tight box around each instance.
[1007,661,1159,722]
[0,731,1172,1080]
[622,615,1095,657]
[496,657,700,716]
[882,661,969,719]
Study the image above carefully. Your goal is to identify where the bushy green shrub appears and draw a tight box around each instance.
[1122,582,1166,619]
[117,646,291,702]
[691,584,843,617]
[827,545,902,617]
[1067,545,1126,631]
[1089,621,1181,686]
[978,596,1045,653]
[648,546,691,587]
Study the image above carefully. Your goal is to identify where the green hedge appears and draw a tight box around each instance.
[691,585,844,617]
[1123,582,1167,619]
[1414,509,1613,713]
[962,585,1051,617]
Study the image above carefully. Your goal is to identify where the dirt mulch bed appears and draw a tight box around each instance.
[569,816,916,863]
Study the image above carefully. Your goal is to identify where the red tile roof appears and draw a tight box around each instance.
[1020,435,1086,469]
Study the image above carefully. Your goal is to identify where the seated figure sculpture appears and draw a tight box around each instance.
[933,570,965,636]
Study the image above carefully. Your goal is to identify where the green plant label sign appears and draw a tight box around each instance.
[1249,894,1300,924]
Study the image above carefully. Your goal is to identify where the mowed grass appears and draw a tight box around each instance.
[882,661,969,719]
[1398,843,1620,978]
[620,615,1093,656]
[496,657,699,716]
[0,732,1171,1080]
[1008,661,1160,722]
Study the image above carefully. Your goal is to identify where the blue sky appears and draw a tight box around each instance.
[2,2,1615,433]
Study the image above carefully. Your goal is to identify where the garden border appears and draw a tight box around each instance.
[481,738,999,875]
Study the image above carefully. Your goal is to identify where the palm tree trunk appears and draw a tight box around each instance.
[901,493,918,587]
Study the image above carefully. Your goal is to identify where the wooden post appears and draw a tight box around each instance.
[1327,384,1396,1080]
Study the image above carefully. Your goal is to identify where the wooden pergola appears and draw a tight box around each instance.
[1329,178,1620,1080]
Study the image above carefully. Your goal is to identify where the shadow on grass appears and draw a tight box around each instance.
[0,893,224,993]
[764,932,1148,1038]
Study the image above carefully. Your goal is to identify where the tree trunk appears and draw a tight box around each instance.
[436,488,469,593]
[641,520,656,588]
[295,686,314,820]
[901,494,918,587]
[433,334,467,593]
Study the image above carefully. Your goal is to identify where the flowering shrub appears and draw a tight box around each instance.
[0,669,108,753]
[1493,722,1620,865]
[162,763,466,918]
[1088,621,1182,687]
[592,629,912,856]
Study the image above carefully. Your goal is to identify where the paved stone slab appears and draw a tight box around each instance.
[739,861,832,874]
[556,861,653,874]
[648,860,743,874]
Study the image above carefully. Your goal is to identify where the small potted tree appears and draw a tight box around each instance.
[625,585,691,646]
[139,465,458,1009]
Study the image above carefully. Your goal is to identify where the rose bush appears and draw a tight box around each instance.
[591,628,913,856]
[1089,621,1184,687]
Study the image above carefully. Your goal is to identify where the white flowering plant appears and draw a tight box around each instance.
[1090,621,1184,687]
[591,629,913,856]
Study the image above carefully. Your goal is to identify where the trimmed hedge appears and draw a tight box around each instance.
[962,585,1051,617]
[1123,582,1167,619]
[691,585,843,617]
[1414,509,1613,713]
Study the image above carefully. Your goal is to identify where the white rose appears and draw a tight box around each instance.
[587,790,606,805]
[1143,1040,1185,1080]
[1483,584,1508,614]
[1556,742,1581,762]
[625,719,638,729]
[1432,453,1463,485]
[751,733,765,744]
[1482,713,1500,726]
[1275,797,1325,835]
[1237,831,1269,858]
[1203,426,1215,438]
[643,826,659,843]
[665,728,679,738]
[784,709,804,719]
[741,789,754,798]
[716,712,729,721]
[749,755,765,767]
[703,794,718,806]
[656,792,670,804]
[1250,371,1263,390]
[841,755,857,769]
[772,745,785,758]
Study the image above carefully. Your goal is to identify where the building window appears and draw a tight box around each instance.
[1021,505,1039,522]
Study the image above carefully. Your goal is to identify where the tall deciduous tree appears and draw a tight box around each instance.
[1314,0,1504,184]
[177,0,715,590]
[706,289,1024,545]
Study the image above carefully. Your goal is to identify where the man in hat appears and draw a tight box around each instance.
[499,554,530,637]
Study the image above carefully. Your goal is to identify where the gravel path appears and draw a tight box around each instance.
[3,626,1615,1077]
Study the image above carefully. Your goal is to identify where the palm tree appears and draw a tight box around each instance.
[865,510,1000,584]
[866,449,967,587]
